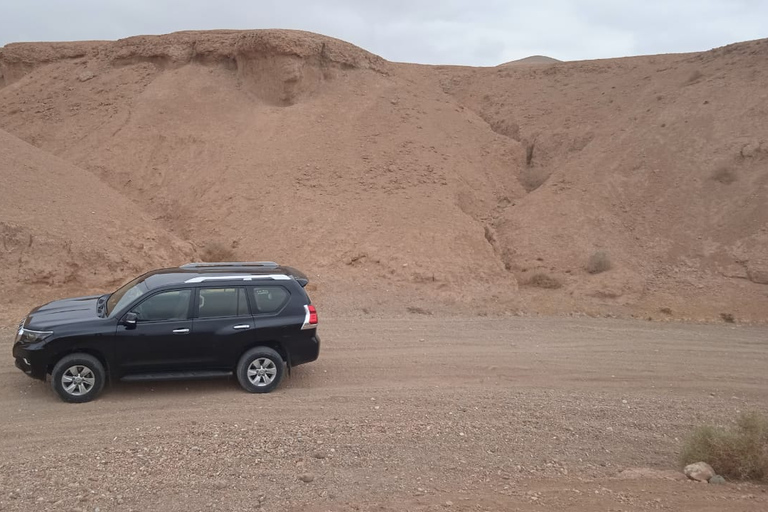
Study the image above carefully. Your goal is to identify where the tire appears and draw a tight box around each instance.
[236,347,285,394]
[51,353,106,403]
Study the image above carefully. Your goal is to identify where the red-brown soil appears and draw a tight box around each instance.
[1,318,767,511]
[1,30,766,322]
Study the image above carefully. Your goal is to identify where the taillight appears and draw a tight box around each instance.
[302,304,318,330]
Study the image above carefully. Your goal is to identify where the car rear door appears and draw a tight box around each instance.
[189,286,255,369]
[247,284,302,356]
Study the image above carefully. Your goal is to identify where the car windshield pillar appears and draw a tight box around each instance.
[107,279,149,317]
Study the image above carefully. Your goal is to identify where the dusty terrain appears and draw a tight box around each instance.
[0,29,767,511]
[1,30,767,322]
[1,317,767,511]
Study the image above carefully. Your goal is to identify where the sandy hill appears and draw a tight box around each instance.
[1,31,766,321]
[0,128,194,322]
[499,55,561,66]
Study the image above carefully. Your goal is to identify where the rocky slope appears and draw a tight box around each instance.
[0,128,194,323]
[1,31,766,321]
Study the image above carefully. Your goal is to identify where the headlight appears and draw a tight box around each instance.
[15,327,54,344]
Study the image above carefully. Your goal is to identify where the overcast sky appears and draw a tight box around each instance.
[0,0,765,66]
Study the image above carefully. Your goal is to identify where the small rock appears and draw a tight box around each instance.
[684,462,716,482]
[299,473,315,483]
[313,452,326,459]
[78,71,96,82]
[709,475,727,485]
[445,500,453,507]
[746,267,768,285]
[740,141,762,159]
[211,479,228,490]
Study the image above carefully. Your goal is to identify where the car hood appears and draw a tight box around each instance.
[25,295,102,330]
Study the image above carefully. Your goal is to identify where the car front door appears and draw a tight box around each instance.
[113,288,197,375]
[189,286,255,369]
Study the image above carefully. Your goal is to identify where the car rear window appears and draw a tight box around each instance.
[251,286,289,314]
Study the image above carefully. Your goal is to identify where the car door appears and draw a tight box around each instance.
[113,288,197,374]
[247,284,297,348]
[190,286,255,368]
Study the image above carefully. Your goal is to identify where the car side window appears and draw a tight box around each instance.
[132,290,192,322]
[198,288,249,318]
[251,286,289,314]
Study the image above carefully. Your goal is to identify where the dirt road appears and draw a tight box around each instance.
[1,316,767,511]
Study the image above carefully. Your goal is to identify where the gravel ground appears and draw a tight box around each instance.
[1,316,767,511]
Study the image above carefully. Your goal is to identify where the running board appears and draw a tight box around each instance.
[120,370,232,382]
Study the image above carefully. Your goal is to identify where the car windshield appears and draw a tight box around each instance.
[106,276,149,317]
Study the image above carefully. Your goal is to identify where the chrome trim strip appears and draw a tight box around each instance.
[184,274,291,283]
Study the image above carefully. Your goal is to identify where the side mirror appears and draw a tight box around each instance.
[123,312,138,328]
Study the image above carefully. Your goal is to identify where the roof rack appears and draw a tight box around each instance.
[180,261,279,269]
[184,274,291,283]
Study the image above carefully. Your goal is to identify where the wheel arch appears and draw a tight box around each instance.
[239,340,290,368]
[47,347,110,378]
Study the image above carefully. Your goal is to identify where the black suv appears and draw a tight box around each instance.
[12,262,320,403]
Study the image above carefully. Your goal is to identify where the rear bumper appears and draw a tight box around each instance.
[290,334,320,367]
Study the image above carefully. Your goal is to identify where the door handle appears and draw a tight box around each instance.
[233,324,251,330]
[172,328,190,334]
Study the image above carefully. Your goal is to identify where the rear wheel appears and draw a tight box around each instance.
[236,347,284,393]
[51,353,106,403]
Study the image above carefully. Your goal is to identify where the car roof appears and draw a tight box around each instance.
[141,262,309,290]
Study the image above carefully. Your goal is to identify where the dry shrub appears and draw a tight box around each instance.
[586,251,612,274]
[406,306,432,315]
[199,241,236,262]
[527,273,562,289]
[720,312,735,323]
[712,167,737,185]
[681,412,768,482]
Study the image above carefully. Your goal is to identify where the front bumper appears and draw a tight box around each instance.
[15,356,32,374]
[12,344,47,380]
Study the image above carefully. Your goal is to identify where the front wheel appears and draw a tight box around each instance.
[236,347,285,393]
[51,353,106,403]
